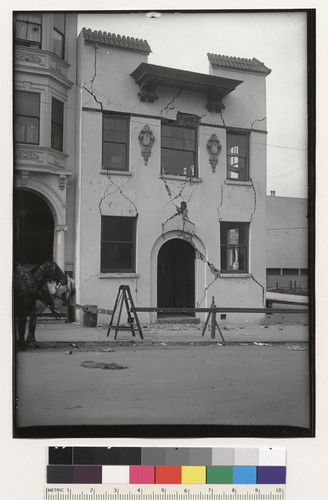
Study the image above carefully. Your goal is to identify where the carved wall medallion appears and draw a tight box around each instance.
[176,112,201,128]
[206,134,222,172]
[138,124,155,165]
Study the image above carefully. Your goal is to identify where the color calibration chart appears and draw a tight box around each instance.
[45,447,286,500]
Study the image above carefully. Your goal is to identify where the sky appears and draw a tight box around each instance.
[78,10,309,198]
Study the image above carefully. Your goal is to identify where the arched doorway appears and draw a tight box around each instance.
[157,238,195,315]
[14,190,54,266]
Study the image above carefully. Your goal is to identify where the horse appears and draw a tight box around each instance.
[23,276,75,347]
[13,260,72,349]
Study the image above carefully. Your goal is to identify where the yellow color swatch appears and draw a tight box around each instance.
[181,466,206,484]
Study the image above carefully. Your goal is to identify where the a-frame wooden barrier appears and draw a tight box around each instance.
[107,285,143,340]
[201,296,226,342]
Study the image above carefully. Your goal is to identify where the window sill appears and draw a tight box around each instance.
[225,179,252,186]
[99,273,140,279]
[219,273,251,278]
[160,174,201,182]
[100,170,132,176]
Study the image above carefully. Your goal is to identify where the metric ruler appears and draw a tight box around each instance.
[44,484,286,500]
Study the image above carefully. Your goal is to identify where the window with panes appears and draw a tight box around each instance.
[15,14,42,48]
[51,98,64,151]
[103,115,129,171]
[220,222,249,272]
[53,13,65,59]
[101,216,136,273]
[14,91,40,145]
[226,132,249,181]
[161,123,197,177]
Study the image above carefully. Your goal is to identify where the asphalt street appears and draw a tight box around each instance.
[15,331,310,429]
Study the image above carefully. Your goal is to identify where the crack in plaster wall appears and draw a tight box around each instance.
[98,173,138,216]
[162,177,193,210]
[160,89,182,116]
[215,174,265,303]
[250,116,266,129]
[160,177,194,233]
[81,46,104,111]
[217,182,226,221]
[249,177,257,223]
[160,176,221,304]
[251,275,265,306]
[219,109,226,127]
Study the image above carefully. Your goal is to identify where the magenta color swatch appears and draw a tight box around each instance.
[130,466,155,484]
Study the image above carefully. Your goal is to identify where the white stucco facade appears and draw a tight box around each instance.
[74,30,271,324]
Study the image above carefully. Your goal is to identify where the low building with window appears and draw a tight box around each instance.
[73,28,271,324]
[13,12,77,273]
[266,194,308,292]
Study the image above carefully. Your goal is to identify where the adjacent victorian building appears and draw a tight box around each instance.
[13,12,77,274]
[74,28,271,324]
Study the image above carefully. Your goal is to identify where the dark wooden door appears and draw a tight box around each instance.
[14,190,54,265]
[157,239,195,311]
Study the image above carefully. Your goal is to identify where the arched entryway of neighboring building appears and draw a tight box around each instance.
[157,238,195,315]
[14,190,54,266]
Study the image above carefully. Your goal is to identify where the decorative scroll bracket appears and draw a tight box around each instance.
[138,82,158,103]
[59,174,70,190]
[206,92,226,113]
[207,134,222,172]
[138,124,155,165]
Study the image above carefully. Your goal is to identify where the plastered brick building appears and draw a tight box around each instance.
[73,28,271,324]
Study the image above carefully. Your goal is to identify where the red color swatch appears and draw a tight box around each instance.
[155,466,182,484]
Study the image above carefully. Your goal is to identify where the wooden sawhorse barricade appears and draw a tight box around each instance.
[107,285,143,340]
[201,296,226,342]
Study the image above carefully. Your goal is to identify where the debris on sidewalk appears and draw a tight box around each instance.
[287,345,307,351]
[81,361,128,370]
[253,342,269,346]
[102,348,113,352]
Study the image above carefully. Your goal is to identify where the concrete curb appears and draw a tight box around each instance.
[22,340,309,350]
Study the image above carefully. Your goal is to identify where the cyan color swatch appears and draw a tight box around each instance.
[233,467,257,484]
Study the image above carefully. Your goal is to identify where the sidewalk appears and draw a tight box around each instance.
[33,319,310,345]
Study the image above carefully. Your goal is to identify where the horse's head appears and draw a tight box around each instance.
[43,260,67,285]
[54,262,68,286]
[53,276,75,306]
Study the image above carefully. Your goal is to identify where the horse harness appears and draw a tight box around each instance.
[14,264,61,320]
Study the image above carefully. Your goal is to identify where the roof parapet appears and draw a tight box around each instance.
[82,27,152,55]
[208,53,271,76]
